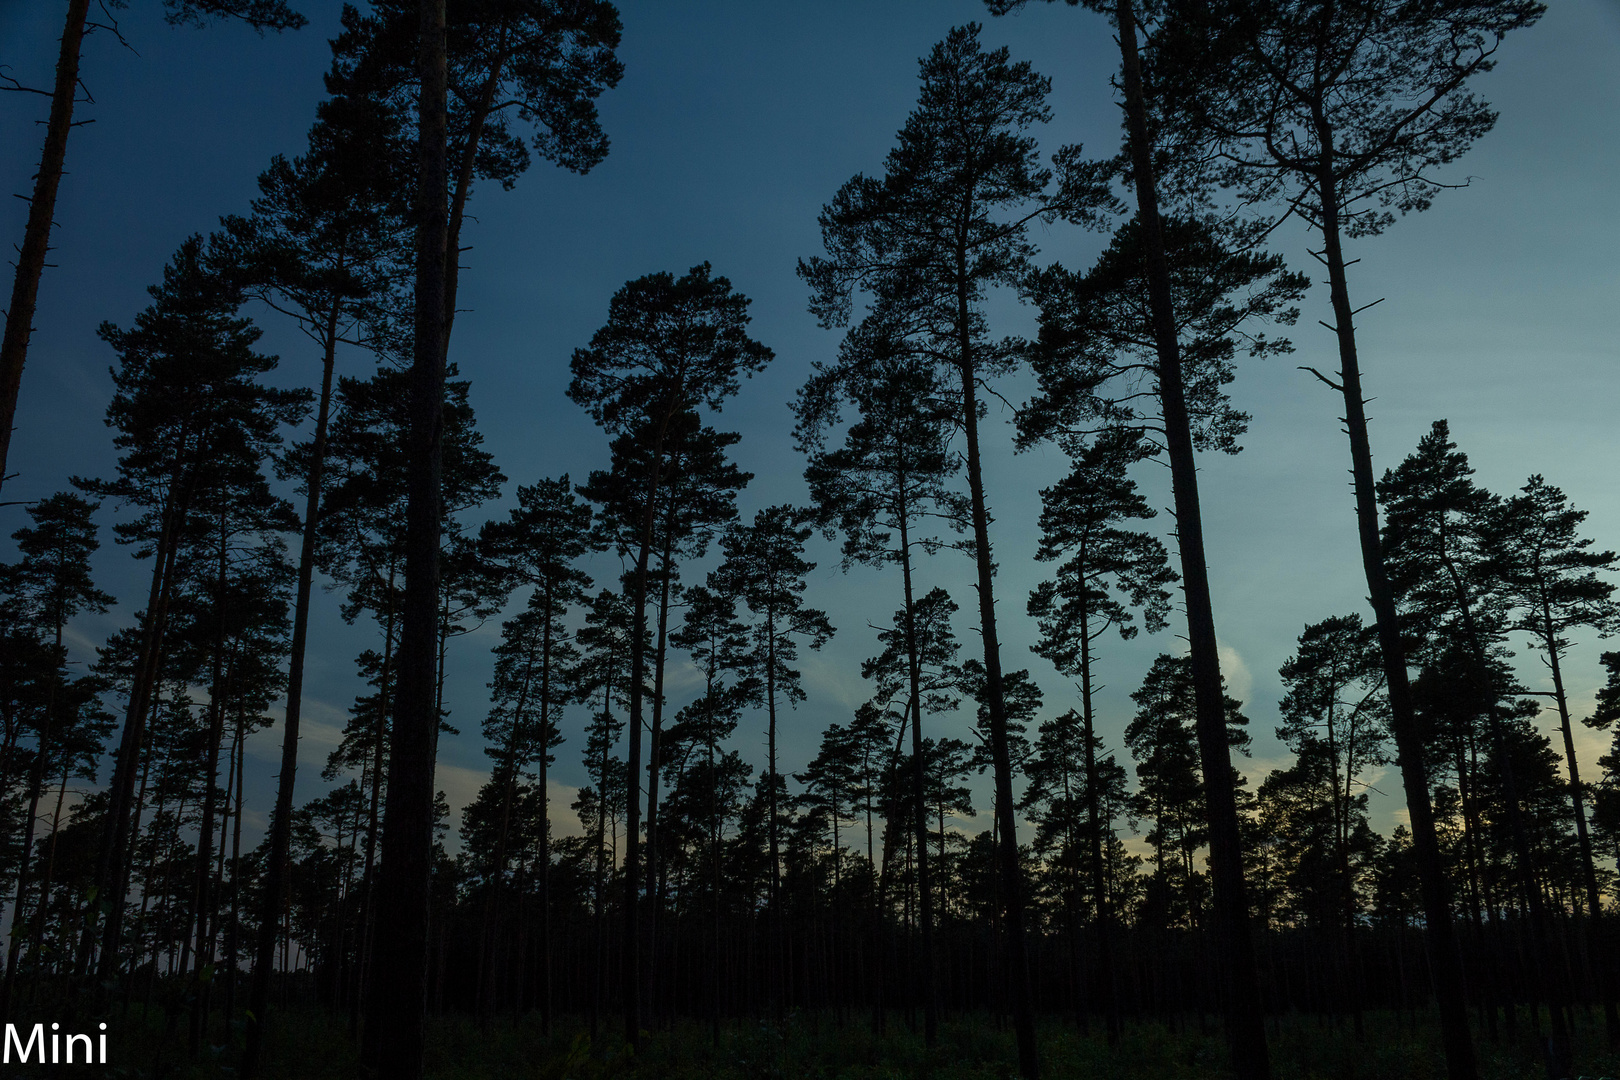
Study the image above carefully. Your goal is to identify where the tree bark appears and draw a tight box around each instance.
[0,0,91,496]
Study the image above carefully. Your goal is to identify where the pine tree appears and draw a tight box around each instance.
[668,583,754,1044]
[1171,5,1549,1071]
[798,27,1094,1069]
[1489,475,1620,1040]
[222,75,413,1046]
[1125,654,1251,931]
[712,505,834,1015]
[326,0,623,353]
[474,474,598,1028]
[569,263,771,1042]
[0,493,114,1019]
[797,349,966,1044]
[76,238,306,988]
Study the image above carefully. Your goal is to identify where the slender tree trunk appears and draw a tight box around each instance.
[644,549,674,1026]
[225,709,246,1037]
[1079,608,1121,1046]
[538,622,554,1037]
[243,298,343,1076]
[0,633,62,1022]
[895,480,938,1046]
[94,487,186,981]
[1539,607,1620,1047]
[955,289,1038,1080]
[185,515,232,1054]
[29,760,71,1000]
[361,3,448,1075]
[0,0,90,496]
[710,723,722,1046]
[765,611,789,1022]
[480,619,539,1023]
[1311,156,1476,1080]
[1111,3,1269,1076]
[353,567,398,1036]
[623,408,677,1048]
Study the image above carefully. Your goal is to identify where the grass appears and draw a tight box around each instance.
[6,1004,1618,1079]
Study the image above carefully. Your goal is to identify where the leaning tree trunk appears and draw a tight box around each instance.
[360,3,447,1077]
[242,298,343,1077]
[0,0,90,497]
[1313,156,1477,1080]
[1113,4,1269,1077]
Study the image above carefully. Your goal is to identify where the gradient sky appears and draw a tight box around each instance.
[2,0,1617,852]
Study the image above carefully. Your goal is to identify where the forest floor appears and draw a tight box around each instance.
[8,1004,1619,1079]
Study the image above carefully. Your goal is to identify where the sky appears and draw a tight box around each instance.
[1,0,1617,854]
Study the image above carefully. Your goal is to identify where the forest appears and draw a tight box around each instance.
[0,1,1616,1078]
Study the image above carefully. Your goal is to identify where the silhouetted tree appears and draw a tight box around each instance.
[0,493,114,1019]
[77,238,305,991]
[0,0,306,499]
[1490,474,1620,1040]
[798,345,966,1044]
[1174,5,1549,1071]
[798,26,1096,1071]
[569,263,770,1042]
[474,474,598,1028]
[712,505,834,1002]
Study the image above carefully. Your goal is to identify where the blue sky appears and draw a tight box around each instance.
[2,0,1617,850]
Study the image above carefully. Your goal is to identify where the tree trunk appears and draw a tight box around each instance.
[242,297,343,1077]
[0,630,63,1023]
[360,3,447,1076]
[955,307,1038,1080]
[1312,155,1476,1080]
[1112,4,1268,1076]
[93,486,186,982]
[0,0,90,496]
[538,619,554,1037]
[623,407,677,1048]
[1539,604,1620,1047]
[185,513,232,1055]
[644,547,675,1026]
[1079,600,1121,1046]
[225,707,246,1037]
[895,475,938,1046]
